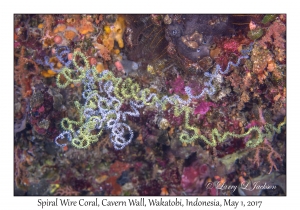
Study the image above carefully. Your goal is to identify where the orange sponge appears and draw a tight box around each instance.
[102,16,126,51]
[41,69,57,78]
[113,16,125,48]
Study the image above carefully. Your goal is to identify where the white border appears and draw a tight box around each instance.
[2,0,296,209]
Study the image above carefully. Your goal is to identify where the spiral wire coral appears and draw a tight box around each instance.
[55,50,285,150]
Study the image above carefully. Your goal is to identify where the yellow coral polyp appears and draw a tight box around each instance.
[113,16,125,48]
[41,57,63,78]
[64,30,77,40]
[41,69,57,78]
[104,26,111,34]
[78,24,94,35]
[43,38,54,48]
[96,62,104,73]
[113,49,120,55]
[147,65,155,74]
[49,57,63,69]
[78,18,94,35]
[38,23,44,29]
[49,184,60,194]
[102,36,114,51]
[53,24,66,34]
[80,28,92,35]
[102,16,126,51]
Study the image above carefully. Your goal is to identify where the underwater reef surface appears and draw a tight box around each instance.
[14,14,286,196]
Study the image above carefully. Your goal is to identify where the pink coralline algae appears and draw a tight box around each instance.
[181,163,210,194]
[187,79,204,96]
[223,39,240,53]
[259,20,286,49]
[164,110,184,127]
[34,125,48,135]
[194,101,215,115]
[38,105,45,113]
[169,76,185,95]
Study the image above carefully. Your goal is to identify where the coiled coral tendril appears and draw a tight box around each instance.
[55,50,285,150]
